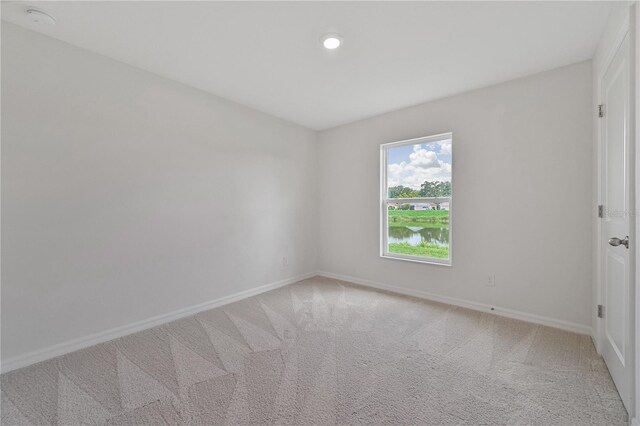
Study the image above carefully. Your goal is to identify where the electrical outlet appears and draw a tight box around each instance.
[487,274,495,287]
[282,256,288,268]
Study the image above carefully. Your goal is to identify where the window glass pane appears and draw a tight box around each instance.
[386,139,452,197]
[387,202,449,259]
[384,136,452,262]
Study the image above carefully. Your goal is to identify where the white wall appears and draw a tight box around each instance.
[1,23,318,361]
[318,61,593,329]
[0,20,598,366]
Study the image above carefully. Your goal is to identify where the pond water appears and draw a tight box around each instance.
[388,226,449,247]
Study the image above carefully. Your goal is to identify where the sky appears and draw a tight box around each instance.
[387,139,452,190]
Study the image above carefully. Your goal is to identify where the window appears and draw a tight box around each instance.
[380,133,452,265]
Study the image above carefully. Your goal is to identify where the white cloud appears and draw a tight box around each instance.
[388,145,451,189]
[409,149,440,169]
[439,139,452,155]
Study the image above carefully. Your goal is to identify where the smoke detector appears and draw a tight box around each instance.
[26,8,56,26]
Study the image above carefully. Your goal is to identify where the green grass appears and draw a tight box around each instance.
[388,241,449,259]
[388,209,449,228]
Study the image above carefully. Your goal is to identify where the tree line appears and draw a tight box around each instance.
[388,181,451,198]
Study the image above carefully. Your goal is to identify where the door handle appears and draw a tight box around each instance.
[609,236,629,248]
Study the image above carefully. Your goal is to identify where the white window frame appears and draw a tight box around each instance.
[380,132,453,266]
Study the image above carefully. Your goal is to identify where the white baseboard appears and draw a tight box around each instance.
[317,271,593,336]
[1,272,316,374]
[1,270,594,374]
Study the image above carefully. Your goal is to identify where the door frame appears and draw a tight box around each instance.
[595,3,637,419]
[635,3,640,424]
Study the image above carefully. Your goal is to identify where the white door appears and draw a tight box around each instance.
[601,32,634,412]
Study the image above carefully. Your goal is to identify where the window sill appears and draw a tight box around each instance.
[381,253,452,267]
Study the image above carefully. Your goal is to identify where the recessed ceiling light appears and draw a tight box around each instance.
[321,34,342,50]
[26,8,56,26]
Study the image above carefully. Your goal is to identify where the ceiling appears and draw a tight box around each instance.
[2,1,613,130]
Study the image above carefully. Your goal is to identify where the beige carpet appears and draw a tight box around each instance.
[1,276,628,425]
